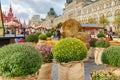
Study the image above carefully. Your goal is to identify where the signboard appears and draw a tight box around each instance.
[0,2,4,36]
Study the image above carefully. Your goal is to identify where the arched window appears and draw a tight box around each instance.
[106,11,112,22]
[95,5,98,11]
[99,4,104,10]
[106,11,112,17]
[94,14,98,21]
[100,13,104,17]
[114,0,117,6]
[115,9,120,16]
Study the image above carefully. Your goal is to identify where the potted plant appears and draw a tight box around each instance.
[52,38,88,80]
[0,43,42,80]
[39,34,47,41]
[35,32,42,37]
[87,38,98,59]
[102,46,120,77]
[46,32,53,40]
[38,34,47,45]
[97,31,106,39]
[94,39,110,65]
[36,44,53,80]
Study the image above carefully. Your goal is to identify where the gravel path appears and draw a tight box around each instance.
[52,59,106,80]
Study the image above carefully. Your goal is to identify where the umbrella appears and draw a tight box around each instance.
[36,25,45,29]
[4,21,20,28]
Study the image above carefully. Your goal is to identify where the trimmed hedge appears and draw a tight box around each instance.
[0,43,42,77]
[97,32,106,38]
[95,40,110,48]
[46,32,52,37]
[39,34,47,40]
[52,38,88,63]
[25,34,38,43]
[102,46,120,67]
[35,32,42,37]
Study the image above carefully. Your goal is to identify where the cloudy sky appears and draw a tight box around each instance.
[1,0,66,23]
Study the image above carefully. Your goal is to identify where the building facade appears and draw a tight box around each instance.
[28,15,41,27]
[41,0,120,31]
[41,8,57,29]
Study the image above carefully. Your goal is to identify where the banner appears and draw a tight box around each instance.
[0,2,4,36]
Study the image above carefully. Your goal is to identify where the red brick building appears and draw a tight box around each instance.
[2,4,21,26]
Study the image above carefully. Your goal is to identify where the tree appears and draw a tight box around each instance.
[113,16,120,30]
[87,18,97,24]
[57,22,62,28]
[113,15,120,33]
[99,15,109,28]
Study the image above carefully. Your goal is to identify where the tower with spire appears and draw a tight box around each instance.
[23,19,27,28]
[7,3,13,22]
[2,3,20,24]
[66,0,73,4]
[46,8,57,20]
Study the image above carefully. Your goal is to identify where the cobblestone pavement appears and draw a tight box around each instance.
[52,59,106,80]
[84,59,106,80]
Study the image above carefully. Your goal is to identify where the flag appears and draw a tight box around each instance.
[0,1,4,36]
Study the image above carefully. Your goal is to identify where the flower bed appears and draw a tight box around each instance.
[91,70,119,80]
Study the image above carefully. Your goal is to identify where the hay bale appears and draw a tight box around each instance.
[61,19,81,38]
[74,32,90,42]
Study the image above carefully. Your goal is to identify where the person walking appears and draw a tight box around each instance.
[56,30,61,40]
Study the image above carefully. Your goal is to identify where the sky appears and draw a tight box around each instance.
[1,0,66,24]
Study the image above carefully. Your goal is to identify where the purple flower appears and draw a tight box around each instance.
[86,38,98,47]
[36,44,52,57]
[36,44,53,63]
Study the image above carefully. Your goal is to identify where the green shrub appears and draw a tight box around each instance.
[95,40,110,48]
[0,43,42,77]
[39,34,47,40]
[52,38,88,63]
[46,32,52,37]
[25,34,38,43]
[35,32,42,37]
[97,32,106,38]
[102,46,120,67]
[49,30,54,34]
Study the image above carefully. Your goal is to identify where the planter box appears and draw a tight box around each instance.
[88,47,95,59]
[94,48,105,65]
[47,37,51,41]
[109,41,120,46]
[38,63,53,80]
[37,40,46,46]
[58,61,84,80]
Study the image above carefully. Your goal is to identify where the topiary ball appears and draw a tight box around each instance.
[25,34,38,43]
[87,38,98,47]
[39,34,47,40]
[95,40,110,48]
[35,32,42,37]
[102,46,120,67]
[0,43,42,77]
[97,32,106,38]
[46,32,52,37]
[52,38,88,63]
